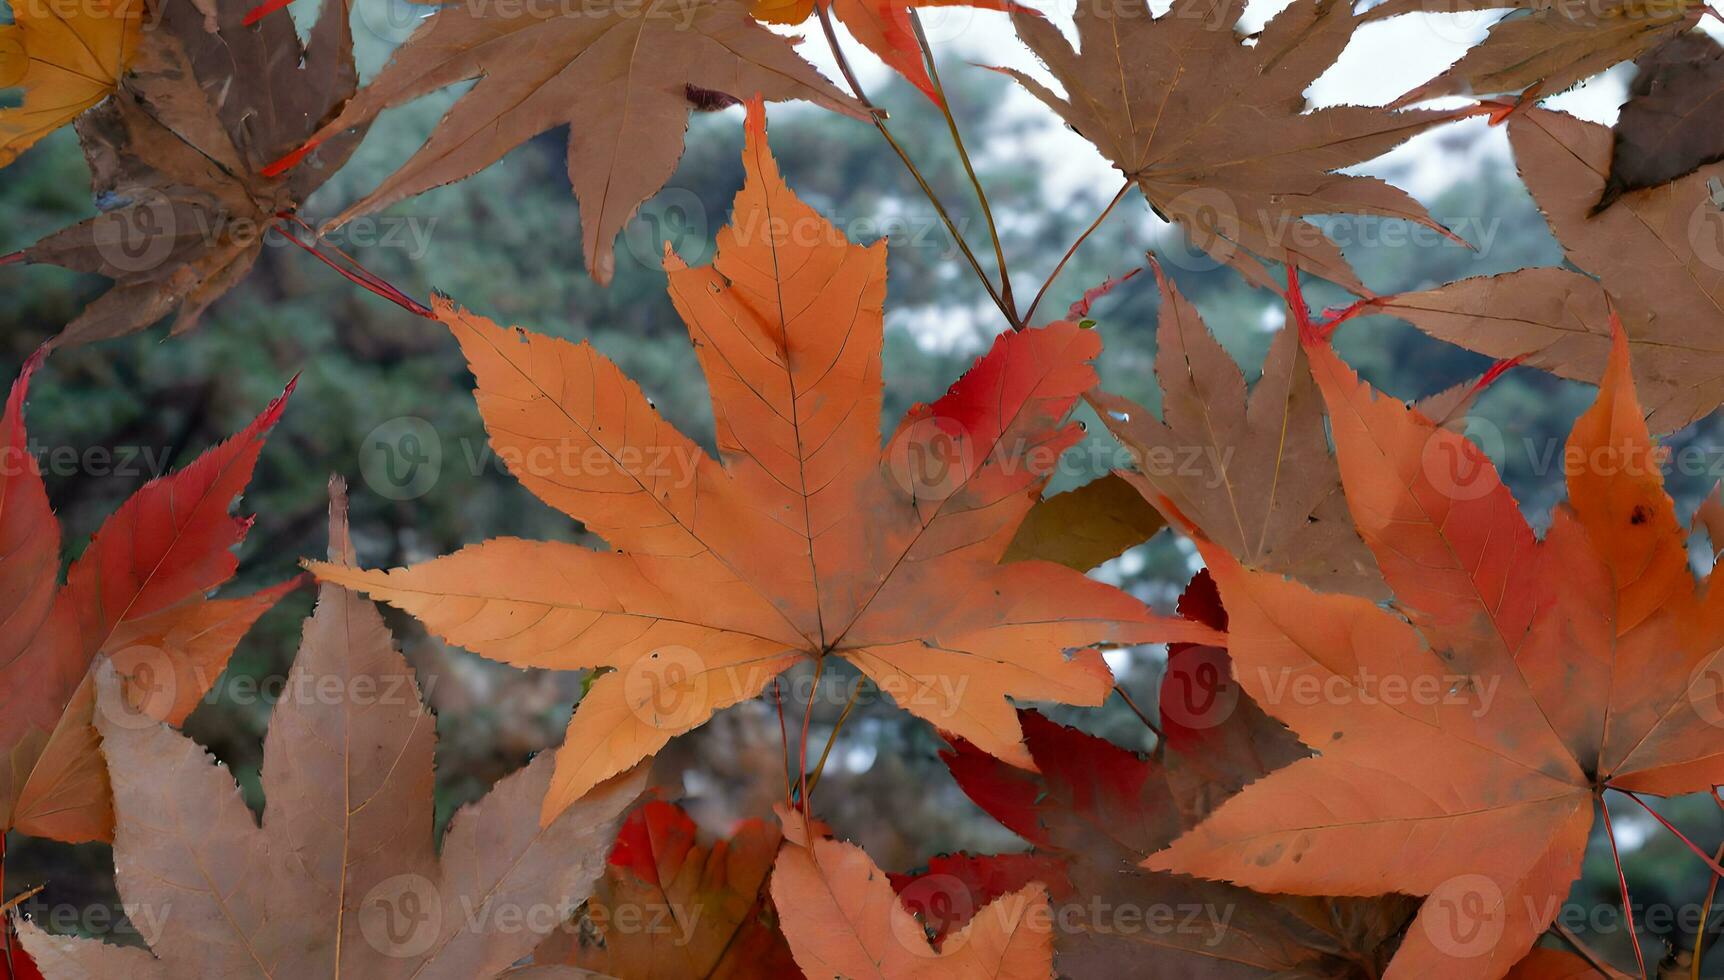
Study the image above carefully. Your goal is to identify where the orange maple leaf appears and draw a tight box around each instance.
[770,805,1054,978]
[0,0,143,167]
[311,98,1216,825]
[1145,282,1724,977]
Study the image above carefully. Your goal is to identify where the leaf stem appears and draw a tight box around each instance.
[1693,838,1724,980]
[815,4,1020,330]
[796,656,827,818]
[1022,181,1132,327]
[773,676,795,805]
[806,678,864,798]
[1616,789,1724,877]
[908,12,1015,322]
[1599,795,1649,978]
[274,213,435,318]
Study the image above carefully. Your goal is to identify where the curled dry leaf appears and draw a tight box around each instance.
[14,480,647,979]
[1375,107,1724,433]
[0,351,297,847]
[533,799,798,978]
[290,0,866,284]
[1146,292,1724,977]
[7,0,363,345]
[310,99,1218,827]
[1001,0,1459,295]
[1596,31,1724,212]
[0,0,142,167]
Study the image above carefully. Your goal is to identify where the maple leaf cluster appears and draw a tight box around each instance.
[1,0,1723,976]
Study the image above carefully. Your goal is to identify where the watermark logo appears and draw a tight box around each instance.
[1688,185,1724,272]
[357,0,430,43]
[1421,875,1505,958]
[1420,420,1504,503]
[1688,652,1724,728]
[886,416,975,500]
[99,644,180,731]
[361,416,443,500]
[623,645,710,730]
[1159,647,1239,731]
[360,873,442,958]
[622,188,710,270]
[95,187,180,274]
[1157,188,1240,272]
[891,874,977,956]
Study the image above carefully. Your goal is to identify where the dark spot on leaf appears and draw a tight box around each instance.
[684,84,740,112]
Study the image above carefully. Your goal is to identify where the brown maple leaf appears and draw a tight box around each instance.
[999,0,1460,296]
[14,480,647,978]
[533,800,799,978]
[1596,31,1724,212]
[1089,260,1384,597]
[287,0,866,285]
[1367,0,1703,108]
[311,99,1218,826]
[1374,107,1724,433]
[1146,289,1724,976]
[0,351,297,849]
[3,0,362,346]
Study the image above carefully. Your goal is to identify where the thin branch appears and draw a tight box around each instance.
[1022,181,1132,327]
[1600,796,1649,979]
[1617,789,1724,877]
[815,5,1019,330]
[1113,683,1162,740]
[909,11,1014,321]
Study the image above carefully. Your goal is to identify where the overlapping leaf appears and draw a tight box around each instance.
[312,99,1218,826]
[770,807,1055,978]
[0,351,295,847]
[1090,261,1383,597]
[289,0,866,284]
[907,574,1422,977]
[1146,291,1724,976]
[6,0,362,345]
[749,0,1025,104]
[0,0,142,167]
[1376,107,1724,432]
[1367,0,1703,107]
[533,800,798,977]
[1001,0,1459,295]
[15,481,646,979]
[1597,31,1724,211]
